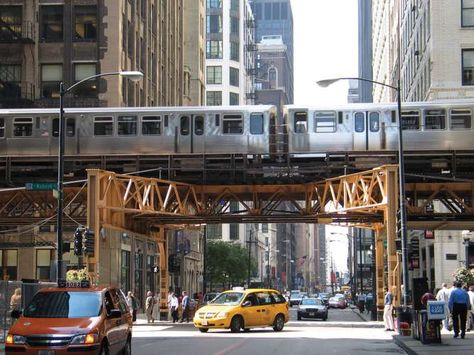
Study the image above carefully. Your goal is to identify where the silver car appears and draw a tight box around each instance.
[297,297,328,321]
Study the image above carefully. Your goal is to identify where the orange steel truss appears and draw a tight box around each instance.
[86,165,401,316]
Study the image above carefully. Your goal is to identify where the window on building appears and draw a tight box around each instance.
[94,116,113,136]
[354,112,365,132]
[250,113,264,134]
[207,14,222,34]
[74,6,97,40]
[206,66,222,84]
[206,224,222,239]
[40,5,63,41]
[229,92,239,105]
[223,114,243,133]
[272,3,280,19]
[0,64,21,98]
[74,63,97,97]
[36,249,53,281]
[264,3,272,20]
[462,0,474,27]
[229,224,239,240]
[134,249,144,304]
[121,250,131,295]
[206,91,222,105]
[281,2,288,20]
[253,3,262,20]
[230,0,239,11]
[294,112,307,133]
[424,109,446,130]
[262,223,269,233]
[230,17,239,36]
[142,116,161,135]
[269,67,277,88]
[146,254,155,295]
[314,111,336,133]
[206,40,223,59]
[118,115,137,135]
[401,110,420,130]
[41,64,62,99]
[230,41,240,61]
[230,67,239,87]
[369,112,380,132]
[450,108,472,129]
[0,6,22,37]
[206,0,222,9]
[0,249,18,280]
[13,117,33,137]
[462,49,474,85]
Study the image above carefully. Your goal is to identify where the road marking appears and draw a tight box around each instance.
[214,338,248,355]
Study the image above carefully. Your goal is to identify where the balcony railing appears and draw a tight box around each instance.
[0,20,34,43]
[0,81,35,108]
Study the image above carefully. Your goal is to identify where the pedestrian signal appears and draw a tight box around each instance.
[73,228,83,256]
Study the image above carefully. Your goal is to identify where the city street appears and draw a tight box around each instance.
[132,307,406,355]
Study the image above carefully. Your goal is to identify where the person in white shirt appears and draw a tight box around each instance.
[170,292,179,323]
[436,282,451,330]
[468,286,474,331]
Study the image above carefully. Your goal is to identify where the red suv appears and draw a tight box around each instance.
[6,281,132,355]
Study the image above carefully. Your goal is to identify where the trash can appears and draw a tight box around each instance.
[396,306,413,336]
[417,310,441,344]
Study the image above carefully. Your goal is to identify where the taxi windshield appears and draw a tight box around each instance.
[23,291,102,318]
[210,292,244,305]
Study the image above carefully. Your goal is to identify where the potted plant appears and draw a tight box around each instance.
[452,267,474,287]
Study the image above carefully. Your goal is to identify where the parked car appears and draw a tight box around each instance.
[193,288,289,333]
[297,297,328,321]
[6,280,132,355]
[328,296,347,309]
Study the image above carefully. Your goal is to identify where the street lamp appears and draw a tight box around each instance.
[317,77,409,307]
[56,71,143,281]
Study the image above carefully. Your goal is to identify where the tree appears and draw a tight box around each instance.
[206,240,257,289]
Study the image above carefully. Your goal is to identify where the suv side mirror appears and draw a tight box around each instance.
[11,309,22,319]
[108,309,122,319]
[242,300,252,307]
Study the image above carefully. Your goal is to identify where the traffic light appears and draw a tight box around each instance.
[73,228,83,256]
[83,228,95,257]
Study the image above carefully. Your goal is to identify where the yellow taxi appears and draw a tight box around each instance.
[193,288,289,333]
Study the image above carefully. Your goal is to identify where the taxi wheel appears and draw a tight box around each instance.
[199,328,209,333]
[230,315,243,333]
[273,314,285,332]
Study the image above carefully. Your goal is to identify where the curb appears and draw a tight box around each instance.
[392,335,418,355]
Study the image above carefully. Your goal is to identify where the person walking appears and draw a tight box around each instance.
[436,282,451,330]
[152,293,160,322]
[170,292,179,323]
[448,281,471,339]
[180,291,190,323]
[126,291,139,322]
[145,291,155,323]
[383,287,394,331]
[9,288,21,311]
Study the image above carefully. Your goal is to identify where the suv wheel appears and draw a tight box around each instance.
[273,314,285,331]
[100,340,109,355]
[230,316,242,333]
[199,328,209,333]
[122,337,132,355]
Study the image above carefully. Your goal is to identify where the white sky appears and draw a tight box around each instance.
[292,0,359,105]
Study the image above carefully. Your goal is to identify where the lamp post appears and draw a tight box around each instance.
[317,77,409,307]
[56,71,143,281]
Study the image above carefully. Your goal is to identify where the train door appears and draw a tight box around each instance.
[50,117,78,155]
[176,114,205,153]
[353,111,381,150]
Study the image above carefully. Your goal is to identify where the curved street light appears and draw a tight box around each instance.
[317,77,409,307]
[56,71,143,281]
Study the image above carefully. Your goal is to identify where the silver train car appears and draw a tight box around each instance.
[0,105,278,156]
[283,100,474,154]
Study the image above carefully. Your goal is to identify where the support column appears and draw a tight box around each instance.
[375,228,384,320]
[386,167,400,306]
[155,228,169,321]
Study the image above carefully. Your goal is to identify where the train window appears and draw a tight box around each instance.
[164,115,169,127]
[142,116,161,135]
[354,112,365,132]
[424,109,446,130]
[401,110,420,130]
[66,118,75,137]
[450,109,472,129]
[0,118,4,138]
[180,116,190,135]
[294,112,307,133]
[314,111,336,133]
[13,117,33,137]
[52,118,59,137]
[215,114,220,126]
[338,112,343,124]
[250,113,264,135]
[118,115,137,135]
[94,116,113,136]
[222,114,243,134]
[194,116,204,135]
[369,112,380,132]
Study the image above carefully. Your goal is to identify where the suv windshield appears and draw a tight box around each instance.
[211,292,244,305]
[301,298,322,306]
[23,291,102,318]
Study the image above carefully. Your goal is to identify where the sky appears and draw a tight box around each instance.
[292,0,359,105]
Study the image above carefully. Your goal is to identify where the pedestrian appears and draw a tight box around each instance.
[448,281,471,339]
[167,289,173,321]
[126,291,139,322]
[436,282,451,330]
[383,287,394,331]
[145,291,155,323]
[468,286,474,331]
[170,292,179,323]
[10,288,21,311]
[152,293,160,322]
[180,291,190,323]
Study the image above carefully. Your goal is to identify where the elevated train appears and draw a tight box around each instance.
[0,100,473,156]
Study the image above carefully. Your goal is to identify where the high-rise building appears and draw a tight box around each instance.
[0,0,184,108]
[357,0,373,103]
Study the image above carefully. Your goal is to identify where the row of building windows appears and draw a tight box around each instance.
[206,0,239,11]
[252,2,289,21]
[206,66,239,86]
[206,91,239,105]
[0,249,55,281]
[206,40,240,61]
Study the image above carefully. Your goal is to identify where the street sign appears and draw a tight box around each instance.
[25,182,57,191]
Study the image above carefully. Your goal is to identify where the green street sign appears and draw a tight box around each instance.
[25,182,58,191]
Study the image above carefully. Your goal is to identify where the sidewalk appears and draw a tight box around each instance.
[352,306,474,355]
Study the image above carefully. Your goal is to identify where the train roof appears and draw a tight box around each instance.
[0,105,276,115]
